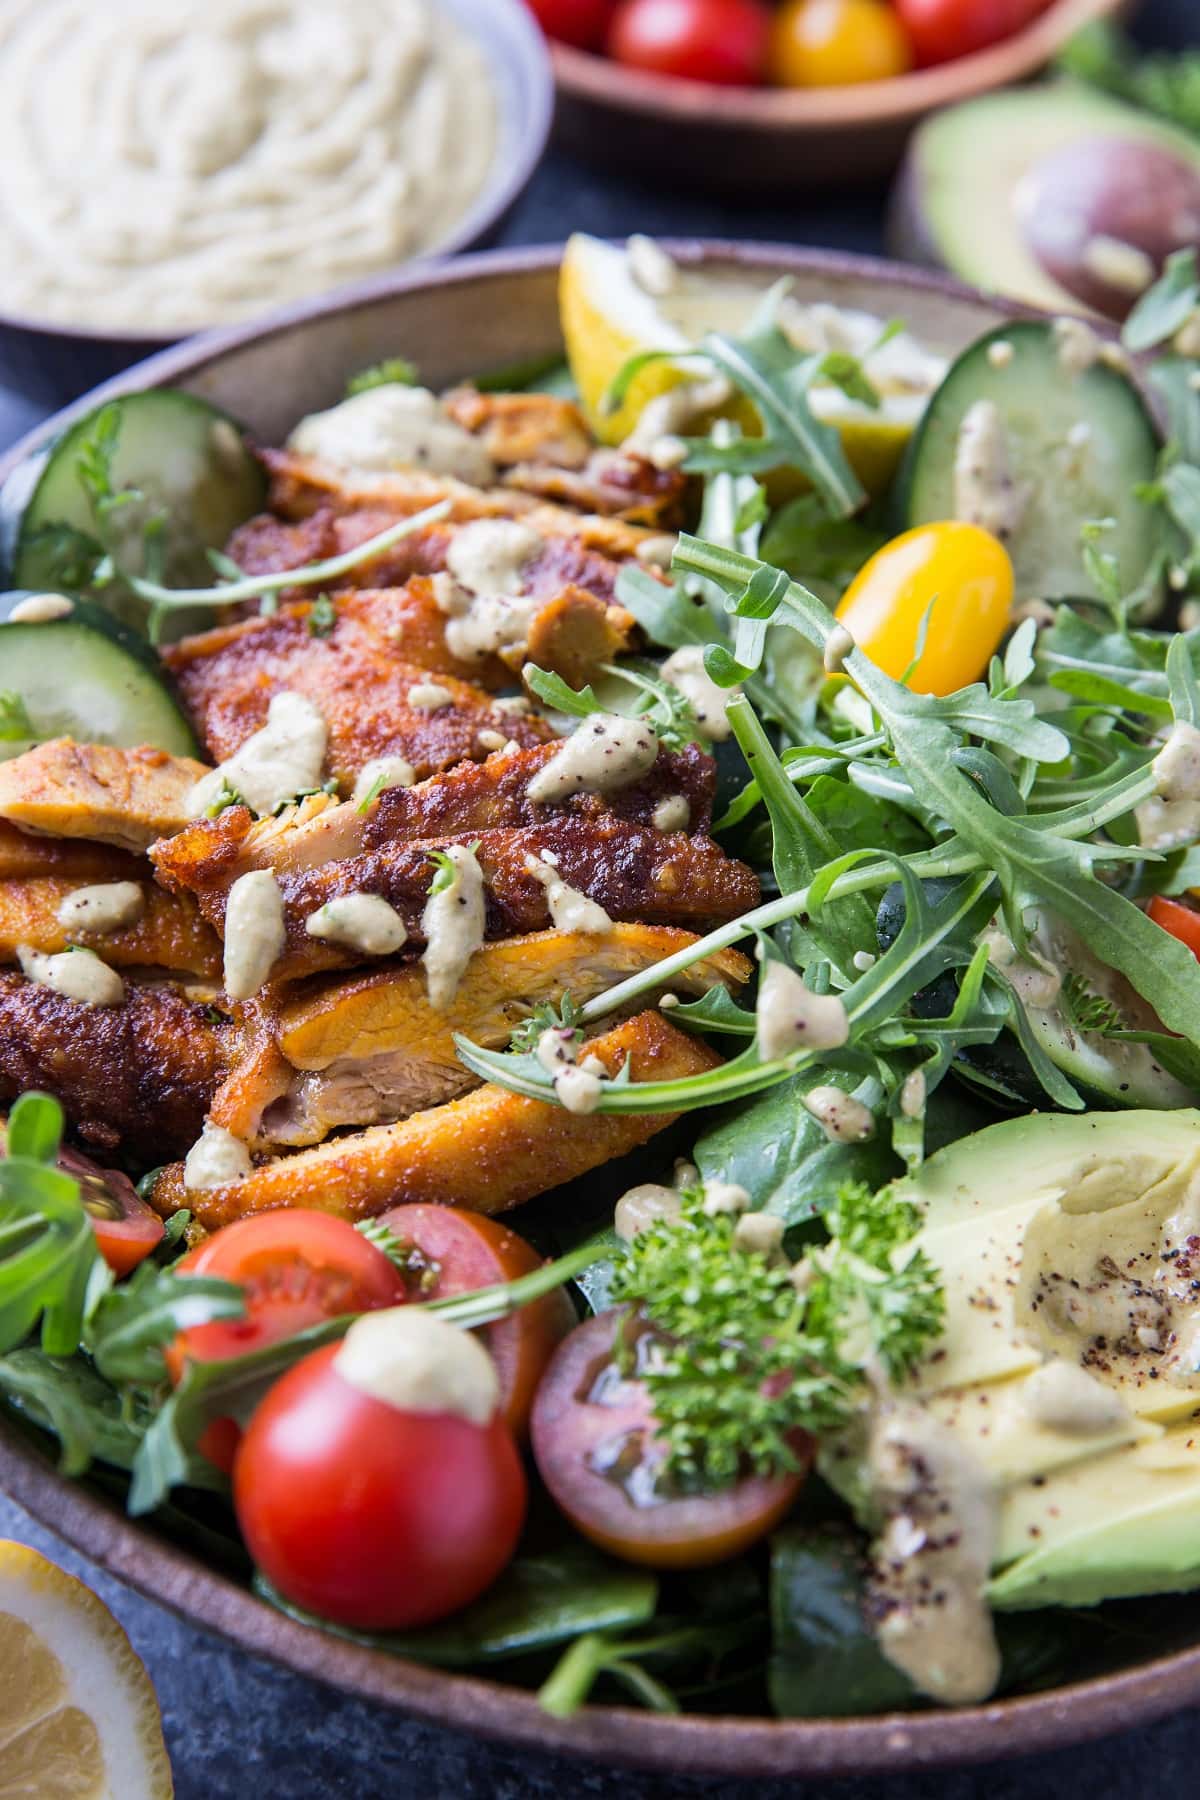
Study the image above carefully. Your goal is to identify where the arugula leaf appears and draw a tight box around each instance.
[307,592,337,638]
[0,1349,151,1476]
[85,1261,244,1386]
[522,665,602,719]
[346,357,418,395]
[0,1094,98,1360]
[759,496,886,594]
[0,692,33,743]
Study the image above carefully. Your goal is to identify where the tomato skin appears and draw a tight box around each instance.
[377,1205,573,1437]
[234,1342,526,1630]
[526,0,618,49]
[531,1311,807,1568]
[768,0,912,88]
[164,1210,407,1470]
[892,0,1050,67]
[55,1148,163,1277]
[1148,895,1200,960]
[607,0,771,85]
[835,521,1013,697]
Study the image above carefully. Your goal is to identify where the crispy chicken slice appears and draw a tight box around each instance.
[157,814,760,984]
[152,739,715,893]
[0,974,230,1164]
[0,821,140,883]
[0,878,219,978]
[210,924,750,1148]
[0,742,210,854]
[441,388,594,470]
[150,1009,718,1229]
[175,645,553,792]
[164,581,631,760]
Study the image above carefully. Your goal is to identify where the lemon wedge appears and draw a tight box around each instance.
[559,232,947,495]
[0,1541,173,1799]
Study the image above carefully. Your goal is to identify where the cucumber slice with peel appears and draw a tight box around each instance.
[902,321,1164,606]
[0,594,198,761]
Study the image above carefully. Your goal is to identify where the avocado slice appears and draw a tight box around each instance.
[826,1110,1200,1614]
[889,84,1200,322]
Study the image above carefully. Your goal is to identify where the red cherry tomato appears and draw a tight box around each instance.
[377,1205,574,1436]
[56,1147,163,1277]
[234,1334,526,1630]
[892,0,1051,67]
[525,0,618,49]
[531,1310,809,1568]
[165,1209,407,1469]
[1148,895,1200,961]
[607,0,771,85]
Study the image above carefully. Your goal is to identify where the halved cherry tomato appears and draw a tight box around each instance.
[893,0,1051,67]
[165,1210,407,1469]
[607,0,771,85]
[377,1205,574,1436]
[57,1147,164,1277]
[1148,895,1200,961]
[835,521,1014,697]
[525,0,618,49]
[531,1310,808,1568]
[234,1330,526,1630]
[768,0,912,88]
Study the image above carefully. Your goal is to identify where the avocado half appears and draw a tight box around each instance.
[889,84,1200,322]
[828,1110,1200,1611]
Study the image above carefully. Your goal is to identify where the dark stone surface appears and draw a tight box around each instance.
[2,3,1198,1792]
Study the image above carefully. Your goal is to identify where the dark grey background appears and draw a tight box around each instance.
[1,3,1196,1793]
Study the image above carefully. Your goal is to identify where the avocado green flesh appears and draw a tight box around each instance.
[894,84,1200,313]
[838,1111,1200,1612]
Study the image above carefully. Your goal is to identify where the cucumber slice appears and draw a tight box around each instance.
[902,322,1163,604]
[1,391,265,623]
[0,595,198,761]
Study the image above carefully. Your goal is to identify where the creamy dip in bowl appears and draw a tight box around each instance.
[0,0,550,404]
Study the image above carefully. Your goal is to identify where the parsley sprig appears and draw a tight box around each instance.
[609,1183,943,1489]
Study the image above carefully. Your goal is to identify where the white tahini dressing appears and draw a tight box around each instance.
[614,1182,683,1240]
[733,1211,785,1258]
[305,892,408,956]
[223,870,286,1000]
[350,755,416,806]
[0,2,498,333]
[701,1180,750,1217]
[952,400,1029,544]
[1019,1359,1130,1435]
[535,1026,607,1115]
[55,881,144,934]
[421,844,485,1009]
[189,692,327,820]
[526,714,659,805]
[525,853,612,935]
[1053,316,1102,376]
[7,592,73,623]
[290,385,495,485]
[651,794,690,833]
[866,1401,1001,1706]
[756,959,850,1061]
[437,520,545,664]
[17,943,124,1007]
[335,1308,499,1425]
[803,1085,875,1144]
[659,646,738,742]
[184,1122,252,1191]
[408,681,454,713]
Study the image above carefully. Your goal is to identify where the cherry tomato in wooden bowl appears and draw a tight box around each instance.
[893,0,1052,68]
[531,1310,809,1568]
[164,1209,407,1468]
[234,1313,527,1630]
[377,1205,574,1437]
[526,0,618,49]
[607,0,772,86]
[56,1147,163,1277]
[768,0,913,89]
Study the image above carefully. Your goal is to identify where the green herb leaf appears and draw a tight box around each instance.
[85,1262,244,1386]
[346,357,418,396]
[0,691,34,743]
[1124,246,1200,352]
[307,592,337,637]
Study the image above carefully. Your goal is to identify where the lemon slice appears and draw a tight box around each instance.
[559,232,947,495]
[0,1541,173,1799]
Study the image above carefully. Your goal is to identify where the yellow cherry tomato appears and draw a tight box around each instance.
[768,0,913,87]
[835,522,1014,697]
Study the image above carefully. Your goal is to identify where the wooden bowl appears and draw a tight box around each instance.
[550,0,1130,193]
[2,242,1198,1778]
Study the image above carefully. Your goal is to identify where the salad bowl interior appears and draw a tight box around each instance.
[2,243,1200,1779]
